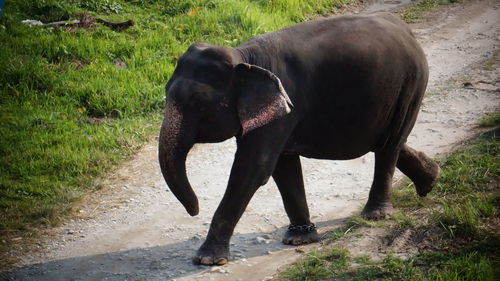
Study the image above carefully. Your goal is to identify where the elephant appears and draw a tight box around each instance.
[158,12,440,265]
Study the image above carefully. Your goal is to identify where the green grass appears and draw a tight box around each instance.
[392,125,499,239]
[480,112,500,128]
[280,127,500,280]
[281,248,351,281]
[283,250,497,281]
[0,0,356,252]
[346,252,496,281]
[399,0,457,23]
[392,181,429,210]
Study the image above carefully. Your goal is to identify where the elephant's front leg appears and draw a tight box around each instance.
[273,154,319,245]
[193,181,260,265]
[193,135,287,265]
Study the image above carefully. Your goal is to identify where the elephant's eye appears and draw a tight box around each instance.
[190,90,213,110]
[195,65,230,88]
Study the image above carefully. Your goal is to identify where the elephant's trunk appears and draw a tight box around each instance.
[158,103,199,216]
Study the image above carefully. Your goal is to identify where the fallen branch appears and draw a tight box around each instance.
[22,14,134,30]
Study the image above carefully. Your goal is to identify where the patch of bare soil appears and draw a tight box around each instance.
[319,223,449,267]
[1,0,499,280]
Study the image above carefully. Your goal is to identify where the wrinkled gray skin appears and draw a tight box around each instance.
[158,13,440,265]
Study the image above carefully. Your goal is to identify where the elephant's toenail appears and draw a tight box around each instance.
[215,257,228,265]
[200,257,213,265]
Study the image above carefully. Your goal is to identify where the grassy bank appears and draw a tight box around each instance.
[279,115,500,280]
[399,0,457,22]
[0,0,356,246]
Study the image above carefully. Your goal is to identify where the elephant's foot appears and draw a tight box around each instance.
[414,160,440,197]
[192,241,229,266]
[398,145,441,197]
[282,223,319,245]
[361,202,394,220]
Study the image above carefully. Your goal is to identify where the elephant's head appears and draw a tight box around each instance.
[159,42,293,216]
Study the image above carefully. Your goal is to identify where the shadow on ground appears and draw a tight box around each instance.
[0,218,346,281]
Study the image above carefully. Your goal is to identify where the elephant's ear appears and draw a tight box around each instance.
[234,63,293,135]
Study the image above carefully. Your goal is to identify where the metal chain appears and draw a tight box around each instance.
[287,223,316,233]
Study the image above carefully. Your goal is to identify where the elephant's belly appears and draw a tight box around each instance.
[284,133,378,160]
[284,117,386,160]
[287,145,371,160]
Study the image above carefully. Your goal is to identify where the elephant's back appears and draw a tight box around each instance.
[277,14,428,159]
[249,12,421,57]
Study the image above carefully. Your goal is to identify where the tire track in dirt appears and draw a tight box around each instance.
[2,1,499,280]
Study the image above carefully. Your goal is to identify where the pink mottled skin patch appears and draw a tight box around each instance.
[239,64,294,135]
[241,96,292,135]
[159,102,183,166]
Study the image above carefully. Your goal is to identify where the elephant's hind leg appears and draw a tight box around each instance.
[273,154,319,245]
[397,144,440,197]
[362,149,399,220]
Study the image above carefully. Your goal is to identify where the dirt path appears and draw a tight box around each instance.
[2,0,499,280]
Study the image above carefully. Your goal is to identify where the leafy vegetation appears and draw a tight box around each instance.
[0,0,356,250]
